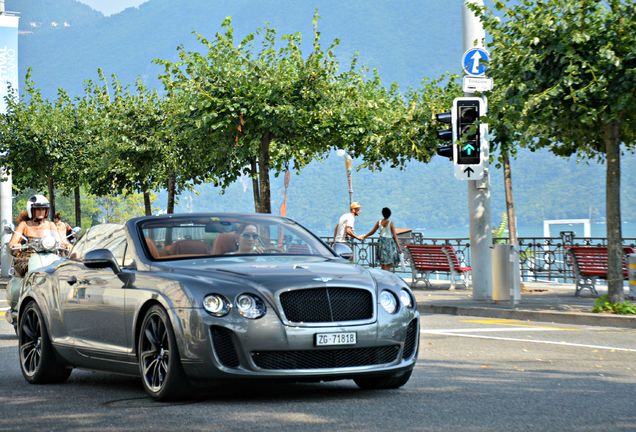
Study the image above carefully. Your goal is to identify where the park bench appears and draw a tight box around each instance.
[565,246,634,296]
[405,244,471,290]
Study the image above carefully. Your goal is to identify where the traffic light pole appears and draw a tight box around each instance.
[463,0,492,300]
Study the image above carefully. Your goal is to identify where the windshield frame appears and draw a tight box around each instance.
[136,213,335,262]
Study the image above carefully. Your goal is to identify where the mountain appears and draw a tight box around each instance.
[5,0,636,235]
[12,0,464,96]
[7,0,103,36]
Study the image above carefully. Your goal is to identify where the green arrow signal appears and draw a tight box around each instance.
[462,143,476,155]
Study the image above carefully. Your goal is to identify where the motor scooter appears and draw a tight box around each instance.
[3,225,78,331]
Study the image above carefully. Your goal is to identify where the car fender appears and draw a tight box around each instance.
[127,280,192,361]
[17,271,56,338]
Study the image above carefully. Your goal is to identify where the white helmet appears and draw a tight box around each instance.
[26,194,50,219]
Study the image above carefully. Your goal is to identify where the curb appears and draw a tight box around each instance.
[418,303,636,329]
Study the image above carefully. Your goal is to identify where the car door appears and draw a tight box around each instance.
[59,225,129,358]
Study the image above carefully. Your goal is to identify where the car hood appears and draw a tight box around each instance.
[153,256,376,293]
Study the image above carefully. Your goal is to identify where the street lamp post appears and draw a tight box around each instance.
[336,149,353,207]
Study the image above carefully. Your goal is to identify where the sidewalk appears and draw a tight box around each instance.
[413,280,636,329]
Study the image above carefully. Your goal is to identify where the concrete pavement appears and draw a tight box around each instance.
[412,280,636,329]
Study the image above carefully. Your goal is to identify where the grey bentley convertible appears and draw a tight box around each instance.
[16,213,419,400]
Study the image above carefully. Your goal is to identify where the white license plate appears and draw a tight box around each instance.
[315,332,357,346]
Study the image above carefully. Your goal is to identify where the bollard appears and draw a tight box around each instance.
[629,255,636,300]
[492,244,520,305]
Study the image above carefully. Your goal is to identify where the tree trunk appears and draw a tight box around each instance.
[251,158,261,213]
[605,122,623,303]
[143,191,152,216]
[47,176,55,220]
[258,133,272,214]
[503,150,518,244]
[74,186,81,227]
[167,172,176,214]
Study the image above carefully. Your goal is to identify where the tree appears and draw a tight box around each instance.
[348,75,462,170]
[98,193,158,224]
[472,0,636,302]
[84,72,165,215]
[157,14,403,213]
[0,70,78,217]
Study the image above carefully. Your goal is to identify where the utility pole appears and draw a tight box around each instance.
[0,3,18,277]
[463,0,492,300]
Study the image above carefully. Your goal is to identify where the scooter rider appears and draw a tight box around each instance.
[8,195,71,277]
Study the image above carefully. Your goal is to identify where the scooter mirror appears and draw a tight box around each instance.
[3,223,15,234]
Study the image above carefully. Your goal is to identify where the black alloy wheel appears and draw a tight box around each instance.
[138,305,190,401]
[19,301,72,384]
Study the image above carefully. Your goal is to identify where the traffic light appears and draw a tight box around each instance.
[435,110,454,160]
[453,97,484,165]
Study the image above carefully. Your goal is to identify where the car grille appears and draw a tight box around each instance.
[402,319,418,359]
[279,287,373,323]
[210,326,240,368]
[251,345,400,370]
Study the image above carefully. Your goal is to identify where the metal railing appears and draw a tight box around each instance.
[321,233,636,283]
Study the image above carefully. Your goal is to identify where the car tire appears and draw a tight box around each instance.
[18,301,72,384]
[354,369,413,390]
[138,305,191,401]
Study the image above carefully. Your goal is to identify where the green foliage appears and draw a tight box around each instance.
[82,71,164,198]
[155,14,448,212]
[53,188,101,229]
[473,0,636,157]
[593,295,636,315]
[471,0,636,301]
[0,69,86,213]
[352,75,462,170]
[97,193,159,224]
[492,212,508,244]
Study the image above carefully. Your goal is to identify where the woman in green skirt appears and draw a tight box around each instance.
[363,207,402,271]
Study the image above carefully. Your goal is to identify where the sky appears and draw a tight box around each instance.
[76,0,148,16]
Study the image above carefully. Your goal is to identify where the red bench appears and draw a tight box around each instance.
[565,246,634,296]
[405,244,471,290]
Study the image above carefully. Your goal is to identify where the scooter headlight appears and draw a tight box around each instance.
[41,237,56,250]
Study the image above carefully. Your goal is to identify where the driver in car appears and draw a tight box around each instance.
[232,224,264,254]
[8,195,71,277]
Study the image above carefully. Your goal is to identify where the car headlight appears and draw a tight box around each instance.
[379,290,398,314]
[399,288,414,309]
[235,293,266,319]
[203,294,231,316]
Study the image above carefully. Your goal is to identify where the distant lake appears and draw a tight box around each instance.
[419,222,636,239]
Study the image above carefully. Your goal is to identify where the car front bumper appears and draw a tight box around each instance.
[175,306,420,381]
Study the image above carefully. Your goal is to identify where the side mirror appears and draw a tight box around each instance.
[332,243,354,261]
[3,223,15,235]
[71,226,82,235]
[84,249,121,274]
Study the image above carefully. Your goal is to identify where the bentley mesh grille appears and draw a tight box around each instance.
[251,345,400,370]
[402,319,418,359]
[279,287,373,323]
[210,326,240,368]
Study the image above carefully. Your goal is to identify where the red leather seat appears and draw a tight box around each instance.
[169,239,209,255]
[211,232,238,255]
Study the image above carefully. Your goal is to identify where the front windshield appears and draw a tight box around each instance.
[139,215,333,261]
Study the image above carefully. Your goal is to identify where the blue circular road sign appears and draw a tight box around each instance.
[462,48,489,77]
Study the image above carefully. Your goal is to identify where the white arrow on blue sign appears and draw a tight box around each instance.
[462,48,489,77]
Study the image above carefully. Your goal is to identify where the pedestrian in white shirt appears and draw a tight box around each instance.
[333,202,363,244]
